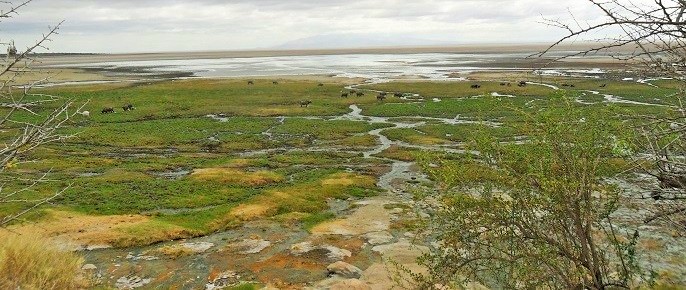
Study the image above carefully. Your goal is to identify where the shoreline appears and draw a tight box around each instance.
[36,44,628,67]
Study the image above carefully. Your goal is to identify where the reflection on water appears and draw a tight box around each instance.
[57,53,545,80]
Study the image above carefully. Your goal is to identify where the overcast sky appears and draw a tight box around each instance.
[1,0,614,53]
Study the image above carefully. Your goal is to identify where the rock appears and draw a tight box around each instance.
[231,238,271,254]
[115,275,152,289]
[181,242,214,253]
[327,261,363,279]
[205,271,240,290]
[323,245,352,261]
[290,241,316,256]
[81,264,97,271]
[291,242,350,261]
[363,231,394,245]
[330,279,371,290]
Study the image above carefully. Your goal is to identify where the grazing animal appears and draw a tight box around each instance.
[318,83,324,87]
[300,100,313,107]
[518,81,527,87]
[272,81,279,85]
[600,83,607,88]
[377,95,387,101]
[393,92,404,98]
[470,84,482,89]
[101,107,115,114]
[248,80,254,85]
[350,90,357,95]
[341,92,349,98]
[122,104,134,111]
[561,83,570,87]
[500,82,508,86]
[356,92,365,97]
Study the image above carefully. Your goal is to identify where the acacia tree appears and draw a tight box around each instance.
[0,0,83,227]
[539,0,686,234]
[413,96,645,289]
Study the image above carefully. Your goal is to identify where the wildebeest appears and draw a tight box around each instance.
[470,84,482,89]
[248,80,254,85]
[341,92,349,98]
[318,83,324,87]
[350,90,357,95]
[300,100,313,107]
[377,94,387,101]
[101,107,115,114]
[122,104,134,111]
[600,83,607,88]
[393,92,404,98]
[356,92,365,97]
[500,82,508,86]
[272,81,279,85]
[518,81,527,87]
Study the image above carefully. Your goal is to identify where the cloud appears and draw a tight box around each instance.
[0,0,627,53]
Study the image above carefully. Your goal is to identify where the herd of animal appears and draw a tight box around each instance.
[101,104,135,114]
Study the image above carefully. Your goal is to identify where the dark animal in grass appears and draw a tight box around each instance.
[272,81,279,85]
[341,92,349,98]
[248,80,254,85]
[122,104,135,111]
[562,83,570,87]
[101,107,115,114]
[318,83,324,87]
[518,81,527,87]
[393,92,404,98]
[600,83,607,88]
[300,100,312,107]
[356,92,365,97]
[378,92,388,97]
[377,95,387,101]
[500,82,508,86]
[350,90,357,95]
[470,84,482,89]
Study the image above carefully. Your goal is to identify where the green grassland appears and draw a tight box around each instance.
[1,77,679,247]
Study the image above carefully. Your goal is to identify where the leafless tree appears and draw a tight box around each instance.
[0,0,84,227]
[540,0,686,234]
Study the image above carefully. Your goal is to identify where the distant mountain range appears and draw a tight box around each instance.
[273,33,457,50]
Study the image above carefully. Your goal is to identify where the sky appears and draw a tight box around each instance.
[0,0,615,53]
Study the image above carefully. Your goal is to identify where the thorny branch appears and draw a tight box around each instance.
[541,0,686,233]
[0,1,82,228]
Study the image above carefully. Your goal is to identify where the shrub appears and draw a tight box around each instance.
[0,234,86,290]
